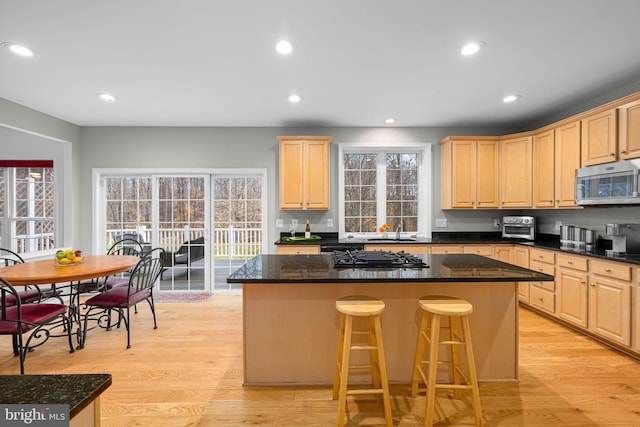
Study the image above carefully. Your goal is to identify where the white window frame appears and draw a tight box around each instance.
[338,142,432,238]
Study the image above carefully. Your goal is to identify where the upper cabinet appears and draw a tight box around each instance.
[581,108,618,166]
[500,135,532,208]
[533,129,555,208]
[278,136,331,210]
[555,120,582,207]
[619,99,640,160]
[440,137,499,209]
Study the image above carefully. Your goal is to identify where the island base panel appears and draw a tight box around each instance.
[243,281,518,385]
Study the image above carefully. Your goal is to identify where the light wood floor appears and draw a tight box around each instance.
[3,295,640,426]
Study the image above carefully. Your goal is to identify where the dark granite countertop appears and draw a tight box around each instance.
[227,253,554,283]
[275,232,640,266]
[0,374,112,418]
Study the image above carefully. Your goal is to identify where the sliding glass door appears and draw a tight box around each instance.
[99,169,265,293]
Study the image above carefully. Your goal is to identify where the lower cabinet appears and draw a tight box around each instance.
[588,261,632,346]
[430,244,463,254]
[276,245,320,255]
[513,246,530,304]
[529,248,556,315]
[557,262,588,327]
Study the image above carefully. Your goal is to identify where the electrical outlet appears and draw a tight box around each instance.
[276,219,284,228]
[435,219,447,228]
[494,219,501,228]
[327,218,334,227]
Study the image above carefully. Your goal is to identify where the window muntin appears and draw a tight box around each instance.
[0,166,56,254]
[340,144,430,237]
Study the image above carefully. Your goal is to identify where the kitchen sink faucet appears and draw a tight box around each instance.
[396,223,403,240]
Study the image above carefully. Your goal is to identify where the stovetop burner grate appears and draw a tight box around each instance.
[333,250,429,268]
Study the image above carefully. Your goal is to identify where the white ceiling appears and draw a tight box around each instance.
[2,0,640,128]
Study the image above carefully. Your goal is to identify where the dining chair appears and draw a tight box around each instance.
[0,248,62,305]
[0,277,75,375]
[81,251,164,349]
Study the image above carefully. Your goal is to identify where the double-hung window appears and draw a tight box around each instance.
[338,143,432,237]
[0,160,56,254]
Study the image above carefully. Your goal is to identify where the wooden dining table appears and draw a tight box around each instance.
[0,254,141,348]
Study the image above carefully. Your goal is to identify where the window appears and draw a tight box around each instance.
[0,160,56,254]
[339,143,431,236]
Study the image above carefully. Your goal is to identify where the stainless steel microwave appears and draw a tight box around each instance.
[576,160,640,205]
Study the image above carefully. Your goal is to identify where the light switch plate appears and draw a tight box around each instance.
[435,219,447,228]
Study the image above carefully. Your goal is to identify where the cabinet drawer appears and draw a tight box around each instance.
[462,245,494,257]
[430,245,463,254]
[556,253,588,271]
[591,259,631,282]
[530,260,555,277]
[276,245,320,255]
[532,280,555,292]
[530,286,555,314]
[530,248,555,264]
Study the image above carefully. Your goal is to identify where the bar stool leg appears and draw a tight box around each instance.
[373,314,393,427]
[425,313,441,427]
[336,315,353,427]
[449,316,464,400]
[368,316,382,389]
[411,310,430,397]
[332,313,347,400]
[462,316,483,426]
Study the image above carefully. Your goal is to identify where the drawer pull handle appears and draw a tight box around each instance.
[605,268,612,273]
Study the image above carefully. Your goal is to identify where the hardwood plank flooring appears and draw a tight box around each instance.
[2,295,640,426]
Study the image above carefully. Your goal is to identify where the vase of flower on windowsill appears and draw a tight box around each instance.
[378,223,389,239]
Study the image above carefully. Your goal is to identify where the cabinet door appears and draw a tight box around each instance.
[279,140,305,209]
[581,108,618,166]
[555,120,581,207]
[475,140,499,208]
[276,245,320,255]
[589,277,631,346]
[557,268,588,327]
[493,246,513,263]
[305,140,330,209]
[501,136,532,208]
[450,140,476,208]
[533,130,555,207]
[513,246,530,303]
[619,99,640,160]
[462,245,494,257]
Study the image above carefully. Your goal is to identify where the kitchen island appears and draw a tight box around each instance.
[227,253,553,385]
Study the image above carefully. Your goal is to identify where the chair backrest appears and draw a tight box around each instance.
[108,239,144,257]
[0,277,22,321]
[128,255,164,293]
[176,236,205,258]
[0,248,24,266]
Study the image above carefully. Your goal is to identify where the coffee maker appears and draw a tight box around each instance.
[602,223,640,256]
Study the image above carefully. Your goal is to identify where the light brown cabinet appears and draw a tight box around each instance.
[554,120,582,207]
[278,136,331,210]
[588,259,632,346]
[276,245,320,255]
[513,246,530,303]
[619,99,640,160]
[493,245,513,263]
[528,248,556,315]
[430,244,463,254]
[500,135,533,208]
[440,137,499,209]
[581,108,618,166]
[533,129,555,207]
[556,253,588,327]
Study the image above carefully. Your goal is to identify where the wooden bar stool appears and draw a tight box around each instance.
[410,295,482,427]
[332,295,392,427]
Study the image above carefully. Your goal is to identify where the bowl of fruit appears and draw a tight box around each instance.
[55,249,84,266]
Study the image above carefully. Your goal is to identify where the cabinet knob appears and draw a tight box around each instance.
[610,153,615,157]
[621,150,627,154]
[590,282,595,287]
[580,280,585,284]
[539,296,543,301]
[568,261,573,264]
[605,268,612,273]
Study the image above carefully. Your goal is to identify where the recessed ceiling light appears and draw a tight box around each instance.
[276,40,294,55]
[503,94,521,103]
[1,42,37,57]
[97,93,116,103]
[385,118,396,124]
[460,41,485,56]
[288,94,301,103]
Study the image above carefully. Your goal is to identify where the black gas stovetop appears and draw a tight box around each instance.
[332,250,429,268]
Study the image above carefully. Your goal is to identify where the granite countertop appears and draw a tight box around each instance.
[274,232,640,265]
[227,253,554,283]
[0,374,112,418]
